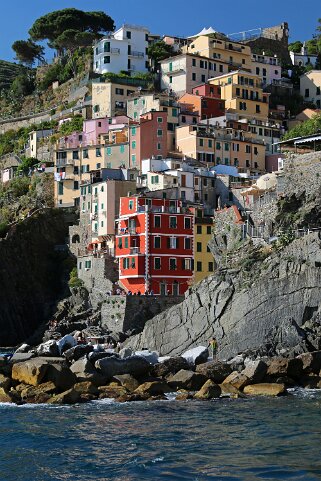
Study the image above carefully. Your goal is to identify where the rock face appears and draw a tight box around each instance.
[0,209,74,346]
[127,233,321,360]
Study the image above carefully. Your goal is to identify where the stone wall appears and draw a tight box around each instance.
[100,295,184,334]
[78,254,118,307]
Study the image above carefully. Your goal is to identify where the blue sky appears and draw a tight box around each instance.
[1,0,320,62]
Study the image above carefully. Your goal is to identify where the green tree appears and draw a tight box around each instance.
[11,72,35,98]
[59,115,84,135]
[12,39,45,66]
[288,41,303,53]
[147,40,174,71]
[17,157,39,175]
[282,112,321,140]
[29,8,115,52]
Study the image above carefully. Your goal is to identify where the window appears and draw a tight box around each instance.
[157,142,161,150]
[154,236,161,248]
[154,215,161,228]
[123,258,129,269]
[96,163,101,169]
[240,101,247,110]
[96,148,101,157]
[169,76,173,84]
[74,181,79,190]
[317,87,321,96]
[197,242,202,252]
[132,140,136,149]
[101,203,104,210]
[169,258,177,270]
[129,200,134,210]
[208,262,214,272]
[172,108,178,117]
[197,261,202,272]
[199,138,204,147]
[246,160,250,168]
[169,216,177,228]
[104,56,110,64]
[157,117,163,123]
[183,258,191,270]
[85,260,92,269]
[73,166,79,175]
[201,74,206,83]
[124,237,129,249]
[126,31,131,39]
[83,149,89,159]
[305,88,310,98]
[131,127,136,136]
[104,42,110,52]
[185,238,191,249]
[115,88,124,95]
[216,142,221,150]
[192,73,196,81]
[169,237,177,249]
[208,140,213,148]
[254,147,258,155]
[72,151,79,160]
[224,143,229,151]
[197,225,202,234]
[58,182,63,195]
[131,154,136,165]
[101,221,104,228]
[151,175,159,184]
[192,58,196,66]
[157,129,163,137]
[245,145,251,154]
[184,217,191,229]
[118,238,123,249]
[256,105,261,113]
[154,257,161,270]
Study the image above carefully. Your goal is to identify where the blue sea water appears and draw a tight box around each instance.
[1,390,321,481]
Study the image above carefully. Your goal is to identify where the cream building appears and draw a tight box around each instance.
[92,80,138,118]
[300,71,321,109]
[160,53,228,95]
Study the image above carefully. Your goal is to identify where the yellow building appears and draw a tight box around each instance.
[300,71,321,109]
[183,35,252,71]
[176,124,266,174]
[209,70,269,121]
[193,209,215,284]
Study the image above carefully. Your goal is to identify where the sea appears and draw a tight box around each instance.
[1,389,321,481]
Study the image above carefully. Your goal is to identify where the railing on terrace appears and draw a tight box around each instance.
[129,51,144,58]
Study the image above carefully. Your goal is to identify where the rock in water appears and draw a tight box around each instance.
[243,383,286,396]
[194,380,221,400]
[196,361,232,383]
[95,356,150,380]
[113,374,139,392]
[70,358,106,386]
[242,360,267,384]
[12,359,49,386]
[181,346,209,366]
[152,357,190,378]
[167,370,207,391]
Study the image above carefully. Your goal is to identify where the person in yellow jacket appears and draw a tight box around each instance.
[209,338,218,360]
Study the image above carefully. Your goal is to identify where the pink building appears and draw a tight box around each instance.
[129,111,168,169]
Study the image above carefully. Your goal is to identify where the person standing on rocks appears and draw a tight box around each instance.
[209,338,218,360]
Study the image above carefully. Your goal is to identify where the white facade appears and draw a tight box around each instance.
[290,44,318,68]
[251,53,281,86]
[93,24,149,75]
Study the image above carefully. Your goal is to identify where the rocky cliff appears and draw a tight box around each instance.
[128,233,321,359]
[0,209,75,346]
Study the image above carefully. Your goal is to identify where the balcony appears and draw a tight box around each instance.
[163,67,185,76]
[118,228,138,235]
[130,247,140,255]
[111,48,120,54]
[225,43,243,52]
[129,51,144,58]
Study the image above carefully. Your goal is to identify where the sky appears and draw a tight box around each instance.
[0,0,320,62]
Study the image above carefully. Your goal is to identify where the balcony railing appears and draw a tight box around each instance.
[225,43,243,52]
[129,51,144,58]
[130,247,140,255]
[118,228,138,235]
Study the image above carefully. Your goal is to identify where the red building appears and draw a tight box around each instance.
[115,196,194,295]
[129,111,168,169]
[179,83,225,120]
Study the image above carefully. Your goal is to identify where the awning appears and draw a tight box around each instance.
[294,135,321,144]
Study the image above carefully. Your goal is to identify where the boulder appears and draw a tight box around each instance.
[194,380,221,400]
[135,381,171,396]
[15,344,30,354]
[0,374,11,391]
[117,393,147,403]
[222,371,250,390]
[95,356,151,380]
[48,388,81,405]
[98,385,128,399]
[12,359,49,386]
[196,361,232,383]
[243,383,286,396]
[73,382,99,396]
[10,353,35,364]
[0,387,15,403]
[227,355,245,372]
[113,374,139,392]
[45,364,76,391]
[181,346,209,366]
[176,391,193,401]
[266,357,303,380]
[167,370,207,391]
[36,340,60,357]
[21,382,56,403]
[152,357,190,378]
[57,335,77,355]
[63,345,94,362]
[135,350,159,365]
[241,360,267,384]
[219,383,244,397]
[296,351,321,374]
[87,351,117,364]
[119,347,133,359]
[70,358,106,386]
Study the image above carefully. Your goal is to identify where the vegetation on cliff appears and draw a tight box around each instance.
[282,112,321,141]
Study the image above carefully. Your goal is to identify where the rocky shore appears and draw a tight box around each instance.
[2,341,321,405]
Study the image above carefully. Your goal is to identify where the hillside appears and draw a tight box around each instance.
[0,60,27,91]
